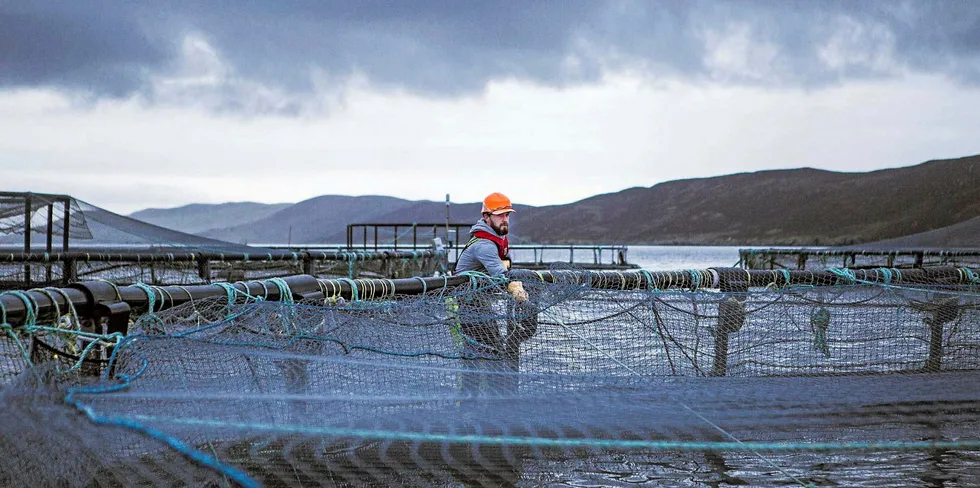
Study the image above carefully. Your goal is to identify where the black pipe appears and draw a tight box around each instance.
[512,267,980,290]
[2,266,977,328]
[0,275,468,327]
[0,249,442,263]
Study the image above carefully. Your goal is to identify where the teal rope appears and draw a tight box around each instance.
[214,283,236,310]
[267,278,294,304]
[0,290,127,374]
[2,290,38,327]
[337,278,359,301]
[133,282,162,325]
[49,329,125,374]
[414,277,428,295]
[65,378,259,488]
[118,415,980,453]
[827,268,856,284]
[0,292,38,378]
[640,269,654,290]
[961,267,980,283]
[779,269,791,287]
[686,269,701,291]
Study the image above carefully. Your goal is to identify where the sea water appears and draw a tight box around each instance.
[626,245,745,271]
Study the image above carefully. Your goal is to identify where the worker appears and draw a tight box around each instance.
[451,192,537,396]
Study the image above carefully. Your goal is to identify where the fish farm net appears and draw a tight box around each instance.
[1,267,979,487]
[1,194,445,288]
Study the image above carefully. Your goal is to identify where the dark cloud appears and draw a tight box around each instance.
[0,2,171,96]
[2,0,979,106]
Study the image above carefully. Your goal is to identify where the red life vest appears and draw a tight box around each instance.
[470,231,509,260]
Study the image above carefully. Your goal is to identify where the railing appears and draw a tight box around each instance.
[740,248,980,270]
[343,223,633,269]
[0,248,446,288]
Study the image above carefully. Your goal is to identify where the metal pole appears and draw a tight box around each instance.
[46,203,54,283]
[24,193,32,287]
[62,198,70,252]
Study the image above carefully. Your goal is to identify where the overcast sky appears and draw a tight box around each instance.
[2,1,980,214]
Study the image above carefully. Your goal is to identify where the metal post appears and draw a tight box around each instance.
[24,193,32,287]
[62,198,70,252]
[302,254,313,276]
[46,203,54,283]
[197,255,212,283]
[62,257,77,286]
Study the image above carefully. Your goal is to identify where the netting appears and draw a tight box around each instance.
[0,251,445,289]
[1,267,979,487]
[0,194,447,288]
[741,247,980,270]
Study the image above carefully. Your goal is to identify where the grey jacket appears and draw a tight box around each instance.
[454,219,510,276]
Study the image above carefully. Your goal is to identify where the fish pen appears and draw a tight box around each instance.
[0,192,449,288]
[740,247,980,270]
[1,265,978,487]
[0,248,447,289]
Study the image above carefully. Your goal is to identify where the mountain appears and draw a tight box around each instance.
[198,195,421,244]
[858,215,980,249]
[128,154,980,247]
[130,202,291,234]
[516,154,980,245]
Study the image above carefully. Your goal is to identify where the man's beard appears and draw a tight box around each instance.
[491,221,509,235]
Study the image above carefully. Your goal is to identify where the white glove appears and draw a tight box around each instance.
[507,281,528,302]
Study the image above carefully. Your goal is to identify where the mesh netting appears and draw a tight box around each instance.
[0,252,444,289]
[741,247,980,270]
[1,268,979,487]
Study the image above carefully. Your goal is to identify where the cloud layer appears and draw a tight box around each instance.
[3,1,979,111]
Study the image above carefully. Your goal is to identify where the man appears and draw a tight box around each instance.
[455,191,528,301]
[451,192,536,386]
[448,197,532,488]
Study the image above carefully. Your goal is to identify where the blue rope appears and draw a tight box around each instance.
[961,267,980,283]
[640,269,654,290]
[93,413,980,453]
[64,378,259,488]
[337,278,359,301]
[779,269,791,287]
[0,291,38,378]
[267,278,294,304]
[414,277,428,295]
[827,268,856,284]
[133,282,162,325]
[687,269,701,291]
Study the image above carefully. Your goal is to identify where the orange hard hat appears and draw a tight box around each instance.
[481,192,515,215]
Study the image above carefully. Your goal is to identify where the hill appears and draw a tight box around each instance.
[129,154,980,246]
[517,154,980,245]
[199,195,421,244]
[131,202,291,234]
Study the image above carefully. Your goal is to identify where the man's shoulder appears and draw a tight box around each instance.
[464,237,497,252]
